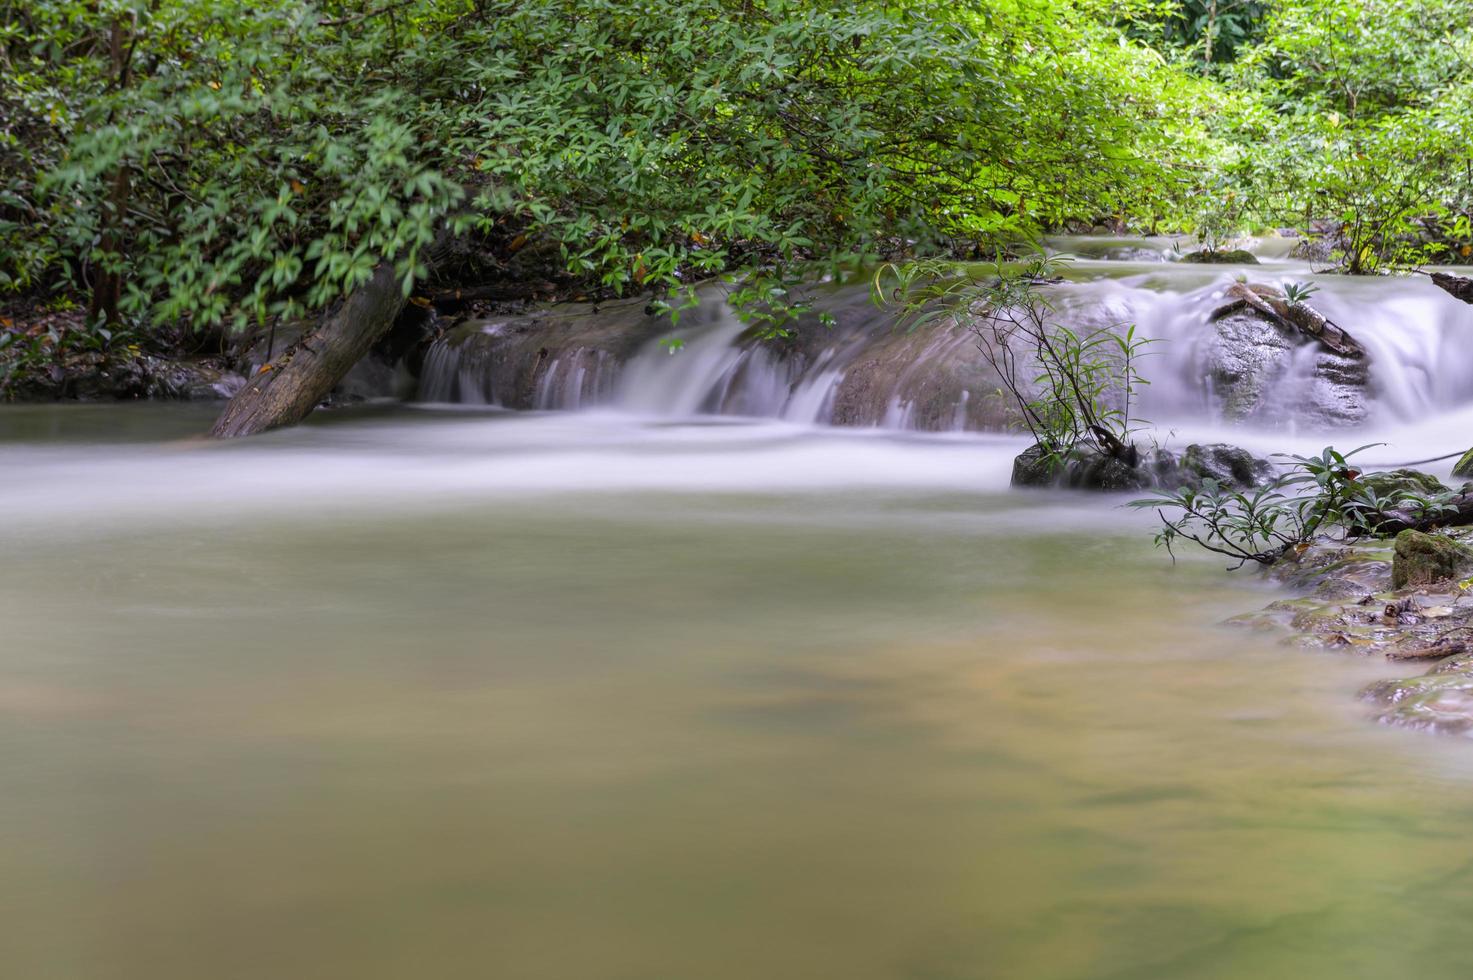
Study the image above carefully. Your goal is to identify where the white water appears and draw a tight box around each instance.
[419,242,1473,446]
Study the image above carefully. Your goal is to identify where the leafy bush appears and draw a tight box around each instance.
[1133,445,1463,567]
[878,254,1154,472]
[1,0,1214,339]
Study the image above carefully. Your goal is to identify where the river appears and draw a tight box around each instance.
[5,394,1473,978]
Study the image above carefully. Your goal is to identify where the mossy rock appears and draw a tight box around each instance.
[1391,530,1473,589]
[1453,448,1473,480]
[1358,468,1450,499]
[1180,248,1259,264]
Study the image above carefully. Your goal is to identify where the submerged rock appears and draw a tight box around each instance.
[1226,530,1473,739]
[1391,530,1473,590]
[1363,656,1473,737]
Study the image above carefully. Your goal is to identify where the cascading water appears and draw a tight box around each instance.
[416,240,1473,442]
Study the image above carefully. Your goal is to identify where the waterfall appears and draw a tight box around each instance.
[416,246,1473,436]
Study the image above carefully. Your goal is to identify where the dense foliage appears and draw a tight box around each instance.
[0,0,1205,333]
[3,0,1471,374]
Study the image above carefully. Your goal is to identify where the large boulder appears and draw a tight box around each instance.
[1391,529,1473,589]
[1203,282,1369,428]
[1204,304,1299,421]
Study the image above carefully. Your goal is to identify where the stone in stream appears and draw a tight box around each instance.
[6,350,245,402]
[1362,655,1473,736]
[1177,442,1275,489]
[1452,448,1473,480]
[1011,443,1158,491]
[1391,530,1473,590]
[1010,441,1271,492]
[1204,282,1369,428]
[1358,469,1451,500]
[1180,248,1259,264]
[1222,518,1473,740]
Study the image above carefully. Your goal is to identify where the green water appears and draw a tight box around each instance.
[2,405,1470,979]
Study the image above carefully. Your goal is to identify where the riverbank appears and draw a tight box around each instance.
[1231,527,1473,736]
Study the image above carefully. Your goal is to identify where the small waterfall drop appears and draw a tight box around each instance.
[415,249,1473,437]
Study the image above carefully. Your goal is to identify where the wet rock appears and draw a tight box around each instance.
[1363,658,1473,736]
[1344,470,1453,536]
[1012,441,1270,492]
[1203,306,1299,421]
[1011,443,1157,491]
[418,284,1016,432]
[329,355,400,404]
[1359,469,1451,500]
[1453,448,1473,480]
[1204,283,1369,427]
[1176,443,1275,490]
[1270,544,1394,599]
[1391,530,1473,590]
[419,298,672,406]
[9,351,243,402]
[1227,530,1473,739]
[1180,248,1259,264]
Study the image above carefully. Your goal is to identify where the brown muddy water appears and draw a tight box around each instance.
[3,404,1473,979]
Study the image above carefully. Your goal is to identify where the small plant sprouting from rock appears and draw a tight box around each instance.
[875,253,1155,476]
[1282,280,1320,305]
[1132,444,1465,568]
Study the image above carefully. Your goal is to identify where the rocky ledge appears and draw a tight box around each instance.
[6,349,245,402]
[1229,526,1473,737]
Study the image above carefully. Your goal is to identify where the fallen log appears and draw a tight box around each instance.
[1373,491,1473,536]
[1208,282,1364,357]
[209,262,411,438]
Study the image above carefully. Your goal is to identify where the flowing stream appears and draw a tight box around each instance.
[7,240,1473,978]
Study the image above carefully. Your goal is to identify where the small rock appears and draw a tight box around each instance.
[1452,448,1473,480]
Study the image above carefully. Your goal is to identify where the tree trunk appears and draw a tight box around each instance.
[1374,491,1473,536]
[209,263,409,438]
[90,17,134,325]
